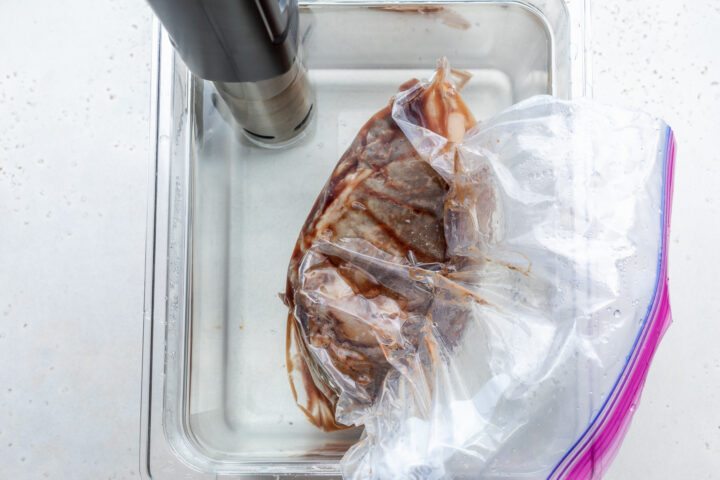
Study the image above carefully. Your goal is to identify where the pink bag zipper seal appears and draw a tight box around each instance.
[550,127,677,480]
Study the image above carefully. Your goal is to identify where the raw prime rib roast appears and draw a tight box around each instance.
[284,60,478,430]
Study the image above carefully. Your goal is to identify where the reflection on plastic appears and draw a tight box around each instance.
[285,59,674,479]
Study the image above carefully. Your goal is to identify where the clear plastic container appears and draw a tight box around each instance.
[140,1,590,477]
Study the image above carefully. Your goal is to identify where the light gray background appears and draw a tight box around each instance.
[0,0,718,478]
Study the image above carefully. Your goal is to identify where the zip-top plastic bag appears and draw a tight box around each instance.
[285,59,675,479]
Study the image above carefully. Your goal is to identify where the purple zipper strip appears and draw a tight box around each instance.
[552,128,676,479]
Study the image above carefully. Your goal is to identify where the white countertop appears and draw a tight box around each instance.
[1,0,718,478]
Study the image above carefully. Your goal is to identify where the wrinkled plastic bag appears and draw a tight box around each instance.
[286,60,675,480]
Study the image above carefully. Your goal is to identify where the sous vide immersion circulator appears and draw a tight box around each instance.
[147,0,314,147]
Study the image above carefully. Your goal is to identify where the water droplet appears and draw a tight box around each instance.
[613,309,621,318]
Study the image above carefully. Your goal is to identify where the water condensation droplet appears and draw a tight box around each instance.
[613,309,621,318]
